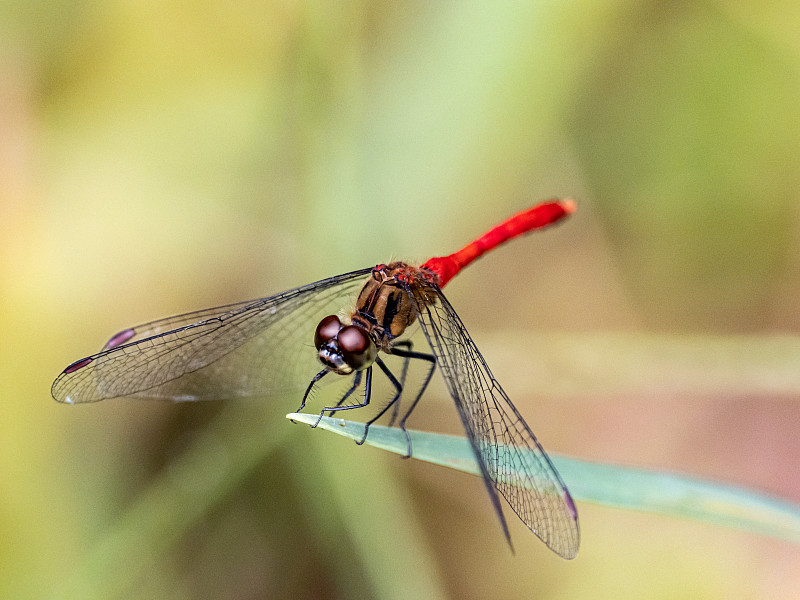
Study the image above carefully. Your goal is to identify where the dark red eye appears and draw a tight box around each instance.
[314,315,342,349]
[337,325,376,369]
[338,326,368,354]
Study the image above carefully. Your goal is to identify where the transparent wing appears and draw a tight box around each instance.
[51,268,372,403]
[410,281,580,559]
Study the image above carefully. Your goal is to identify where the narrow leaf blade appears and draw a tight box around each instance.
[288,413,800,545]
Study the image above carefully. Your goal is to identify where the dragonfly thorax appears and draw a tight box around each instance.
[313,263,426,375]
[350,263,425,348]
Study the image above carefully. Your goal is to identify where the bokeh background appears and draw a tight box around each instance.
[3,2,800,598]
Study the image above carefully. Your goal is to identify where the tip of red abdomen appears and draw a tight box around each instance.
[559,198,577,215]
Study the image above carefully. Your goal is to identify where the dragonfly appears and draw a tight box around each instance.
[52,200,580,559]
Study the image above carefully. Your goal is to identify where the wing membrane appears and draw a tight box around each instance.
[411,281,580,559]
[52,268,372,403]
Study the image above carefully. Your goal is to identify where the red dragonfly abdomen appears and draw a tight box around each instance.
[422,199,575,287]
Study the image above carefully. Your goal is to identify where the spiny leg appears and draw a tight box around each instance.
[389,346,436,458]
[313,366,373,429]
[296,368,329,416]
[325,370,363,417]
[388,340,414,425]
[360,357,404,445]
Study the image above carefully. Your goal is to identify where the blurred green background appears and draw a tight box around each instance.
[2,1,800,598]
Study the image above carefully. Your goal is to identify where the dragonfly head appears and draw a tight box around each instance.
[314,315,377,375]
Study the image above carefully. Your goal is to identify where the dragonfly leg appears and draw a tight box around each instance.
[361,357,404,446]
[387,340,413,425]
[325,370,363,417]
[296,368,329,419]
[314,366,373,429]
[390,346,436,458]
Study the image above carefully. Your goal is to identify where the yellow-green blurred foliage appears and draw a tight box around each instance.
[2,1,800,598]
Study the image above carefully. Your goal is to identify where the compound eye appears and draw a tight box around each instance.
[314,315,342,349]
[337,325,376,370]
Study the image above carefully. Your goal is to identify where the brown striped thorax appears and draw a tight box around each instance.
[313,262,440,375]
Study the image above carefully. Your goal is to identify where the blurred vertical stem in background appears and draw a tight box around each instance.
[569,2,800,331]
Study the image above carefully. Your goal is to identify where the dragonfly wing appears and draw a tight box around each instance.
[96,299,270,350]
[410,281,580,559]
[52,268,372,403]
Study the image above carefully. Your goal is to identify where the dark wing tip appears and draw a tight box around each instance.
[52,356,94,403]
[103,327,136,350]
[552,488,580,559]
